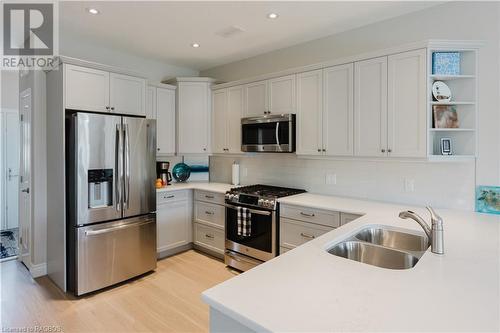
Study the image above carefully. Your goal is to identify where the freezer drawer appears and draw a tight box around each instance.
[76,214,156,295]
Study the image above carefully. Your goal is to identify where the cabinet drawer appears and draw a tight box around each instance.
[194,223,224,254]
[194,201,225,228]
[280,218,333,249]
[281,205,340,228]
[157,190,188,204]
[340,212,363,225]
[195,190,225,205]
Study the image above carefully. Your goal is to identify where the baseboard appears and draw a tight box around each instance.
[157,243,193,259]
[29,262,47,278]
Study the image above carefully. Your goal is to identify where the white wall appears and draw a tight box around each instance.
[60,33,199,82]
[204,1,500,209]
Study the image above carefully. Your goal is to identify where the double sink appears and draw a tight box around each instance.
[327,226,429,270]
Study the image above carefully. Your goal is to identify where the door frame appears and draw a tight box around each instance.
[1,107,19,231]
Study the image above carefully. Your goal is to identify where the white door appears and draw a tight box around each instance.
[296,70,323,155]
[177,82,210,154]
[227,86,244,153]
[323,63,354,156]
[244,81,268,117]
[212,89,227,154]
[269,75,296,114]
[64,64,110,112]
[156,88,176,155]
[156,200,190,252]
[4,111,20,230]
[387,49,427,157]
[146,86,156,119]
[18,89,31,262]
[354,57,388,157]
[109,73,146,116]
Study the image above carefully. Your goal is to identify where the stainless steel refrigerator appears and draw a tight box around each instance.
[66,112,157,296]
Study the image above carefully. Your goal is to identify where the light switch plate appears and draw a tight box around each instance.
[404,179,415,192]
[326,173,337,185]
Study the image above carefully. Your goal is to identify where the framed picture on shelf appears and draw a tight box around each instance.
[440,138,452,155]
[433,105,460,128]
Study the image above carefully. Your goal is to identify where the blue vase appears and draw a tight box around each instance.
[172,163,191,182]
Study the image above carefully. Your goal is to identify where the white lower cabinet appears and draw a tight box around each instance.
[281,218,333,250]
[156,190,192,257]
[194,223,225,255]
[193,190,226,257]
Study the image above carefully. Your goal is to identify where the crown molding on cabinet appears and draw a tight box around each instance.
[211,39,485,90]
[148,81,177,90]
[164,77,218,84]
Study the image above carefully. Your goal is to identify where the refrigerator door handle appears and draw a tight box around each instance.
[124,123,130,209]
[115,123,123,211]
[84,219,153,236]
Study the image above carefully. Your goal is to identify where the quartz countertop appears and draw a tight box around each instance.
[156,181,234,194]
[202,192,500,332]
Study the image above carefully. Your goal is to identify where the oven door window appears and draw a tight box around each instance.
[226,207,272,253]
[242,121,289,145]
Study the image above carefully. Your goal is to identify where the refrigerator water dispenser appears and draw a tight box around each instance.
[88,169,113,208]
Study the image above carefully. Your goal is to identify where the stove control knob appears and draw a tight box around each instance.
[264,199,270,207]
[258,199,264,206]
[225,193,230,199]
[234,194,239,201]
[269,200,275,207]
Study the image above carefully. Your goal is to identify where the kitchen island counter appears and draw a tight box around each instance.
[202,193,500,332]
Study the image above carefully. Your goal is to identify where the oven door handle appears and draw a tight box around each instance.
[224,203,272,216]
[275,122,280,147]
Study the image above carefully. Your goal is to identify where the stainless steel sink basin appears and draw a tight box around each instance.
[328,241,419,270]
[354,227,429,252]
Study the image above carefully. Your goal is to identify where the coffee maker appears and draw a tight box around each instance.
[156,162,172,186]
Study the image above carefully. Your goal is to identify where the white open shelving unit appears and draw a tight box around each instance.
[427,42,480,161]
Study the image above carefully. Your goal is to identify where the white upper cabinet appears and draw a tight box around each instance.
[212,89,227,154]
[146,86,156,119]
[176,79,213,154]
[296,70,323,155]
[354,56,388,157]
[64,64,146,116]
[212,85,244,154]
[244,75,296,117]
[323,63,354,156]
[387,49,427,157]
[268,75,296,114]
[156,87,176,155]
[110,73,146,116]
[244,81,268,117]
[65,64,110,112]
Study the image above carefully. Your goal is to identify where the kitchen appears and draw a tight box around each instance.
[1,1,499,332]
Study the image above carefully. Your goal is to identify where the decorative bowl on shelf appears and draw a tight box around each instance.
[172,163,191,182]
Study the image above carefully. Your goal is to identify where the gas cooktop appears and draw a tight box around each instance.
[225,184,306,209]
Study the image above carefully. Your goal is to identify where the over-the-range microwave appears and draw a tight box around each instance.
[241,114,296,153]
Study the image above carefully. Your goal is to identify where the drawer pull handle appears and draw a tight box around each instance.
[205,211,214,215]
[300,212,315,217]
[205,234,214,239]
[300,232,315,239]
[205,195,215,199]
[166,195,174,199]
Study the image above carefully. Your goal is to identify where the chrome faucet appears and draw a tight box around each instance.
[399,207,444,254]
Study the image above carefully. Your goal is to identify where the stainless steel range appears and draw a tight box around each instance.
[224,184,306,271]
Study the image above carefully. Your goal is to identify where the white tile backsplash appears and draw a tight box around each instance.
[210,155,475,210]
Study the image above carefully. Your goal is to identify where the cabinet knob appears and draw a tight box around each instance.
[381,149,386,153]
[110,107,115,111]
[322,149,326,152]
[317,149,321,152]
[203,148,207,151]
[157,148,160,151]
[105,106,110,110]
[387,149,392,153]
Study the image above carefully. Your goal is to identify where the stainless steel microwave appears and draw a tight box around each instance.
[241,114,296,153]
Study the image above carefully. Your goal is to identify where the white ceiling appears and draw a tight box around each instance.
[60,1,441,71]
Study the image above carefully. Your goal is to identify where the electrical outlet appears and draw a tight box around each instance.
[404,179,415,192]
[325,173,337,185]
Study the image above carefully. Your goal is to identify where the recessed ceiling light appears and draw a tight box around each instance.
[267,13,279,19]
[87,8,99,15]
[191,43,200,48]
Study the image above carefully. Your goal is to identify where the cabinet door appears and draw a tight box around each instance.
[109,73,146,116]
[323,63,354,156]
[65,64,110,112]
[212,89,228,154]
[177,82,210,154]
[146,86,156,119]
[157,200,190,252]
[227,86,244,153]
[354,57,388,157]
[387,49,427,157]
[296,70,323,155]
[156,88,176,155]
[244,81,268,117]
[269,75,296,114]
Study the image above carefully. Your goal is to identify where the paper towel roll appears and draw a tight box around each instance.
[232,163,240,185]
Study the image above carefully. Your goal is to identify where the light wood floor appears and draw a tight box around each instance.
[1,250,236,332]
